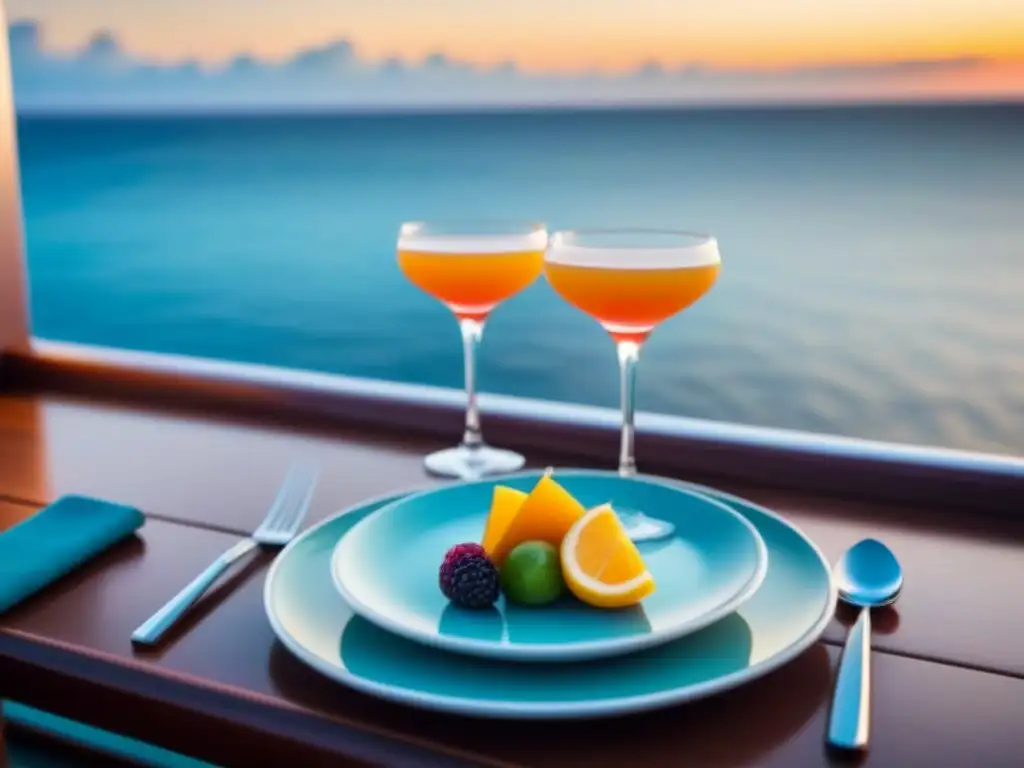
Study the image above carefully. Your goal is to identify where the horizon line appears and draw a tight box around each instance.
[13,95,1024,120]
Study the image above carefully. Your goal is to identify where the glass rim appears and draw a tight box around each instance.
[398,219,548,254]
[550,228,716,249]
[546,228,720,268]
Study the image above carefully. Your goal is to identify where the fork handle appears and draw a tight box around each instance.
[828,607,872,751]
[131,539,258,646]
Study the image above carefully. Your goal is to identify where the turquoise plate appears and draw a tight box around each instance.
[331,471,769,662]
[264,472,836,719]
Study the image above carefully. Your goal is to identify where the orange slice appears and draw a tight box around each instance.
[481,485,527,555]
[486,469,587,565]
[561,503,655,608]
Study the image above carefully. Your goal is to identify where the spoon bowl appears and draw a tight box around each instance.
[834,538,904,609]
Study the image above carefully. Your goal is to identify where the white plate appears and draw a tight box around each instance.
[264,474,836,719]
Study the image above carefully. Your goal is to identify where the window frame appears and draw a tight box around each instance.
[0,7,1020,515]
[0,2,29,356]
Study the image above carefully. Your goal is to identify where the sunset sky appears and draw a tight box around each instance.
[5,0,1023,108]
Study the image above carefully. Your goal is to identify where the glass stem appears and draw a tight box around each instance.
[616,340,642,477]
[460,318,485,450]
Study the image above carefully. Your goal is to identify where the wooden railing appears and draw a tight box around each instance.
[3,338,1022,517]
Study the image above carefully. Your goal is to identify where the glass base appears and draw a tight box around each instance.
[617,508,676,543]
[423,444,526,481]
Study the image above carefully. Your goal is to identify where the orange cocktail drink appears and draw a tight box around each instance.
[397,221,547,479]
[543,261,719,344]
[544,229,721,542]
[398,249,544,322]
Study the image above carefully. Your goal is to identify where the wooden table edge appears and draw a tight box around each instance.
[7,623,1024,768]
[0,628,508,768]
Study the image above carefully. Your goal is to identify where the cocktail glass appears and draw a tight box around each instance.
[398,220,547,479]
[544,229,721,541]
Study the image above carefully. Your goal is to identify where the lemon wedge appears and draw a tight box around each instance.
[561,503,655,608]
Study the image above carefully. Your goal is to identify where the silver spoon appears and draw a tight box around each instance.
[827,538,904,752]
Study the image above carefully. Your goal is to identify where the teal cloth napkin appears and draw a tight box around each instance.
[0,494,144,613]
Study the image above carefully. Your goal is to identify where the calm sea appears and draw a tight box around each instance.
[15,104,1024,455]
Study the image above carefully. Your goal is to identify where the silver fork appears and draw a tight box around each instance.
[131,462,319,646]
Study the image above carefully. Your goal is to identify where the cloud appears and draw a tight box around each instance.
[5,19,1009,113]
[287,40,355,74]
[786,57,986,80]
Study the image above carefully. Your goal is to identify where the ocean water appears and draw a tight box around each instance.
[14,105,1024,456]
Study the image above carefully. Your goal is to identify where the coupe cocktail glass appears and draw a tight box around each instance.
[398,220,547,479]
[545,229,721,541]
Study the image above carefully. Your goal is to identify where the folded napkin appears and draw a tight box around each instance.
[0,495,144,613]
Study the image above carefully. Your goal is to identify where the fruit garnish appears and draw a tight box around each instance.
[500,541,564,606]
[439,543,500,609]
[561,503,655,609]
[487,468,587,566]
[481,485,527,555]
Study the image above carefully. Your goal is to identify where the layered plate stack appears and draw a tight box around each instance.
[264,470,837,719]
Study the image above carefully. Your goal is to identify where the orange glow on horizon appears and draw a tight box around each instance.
[7,0,1023,99]
[372,25,1024,74]
[109,35,1024,77]
[14,8,1021,72]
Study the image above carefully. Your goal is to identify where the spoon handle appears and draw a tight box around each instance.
[828,607,872,750]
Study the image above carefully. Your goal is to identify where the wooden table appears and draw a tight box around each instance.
[2,390,1023,767]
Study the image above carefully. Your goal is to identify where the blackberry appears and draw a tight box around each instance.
[439,543,500,609]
